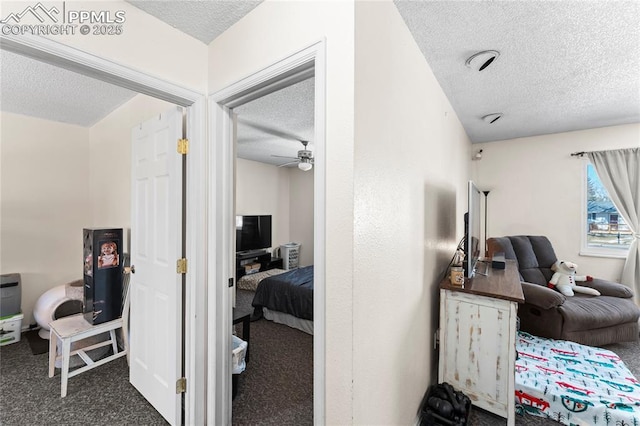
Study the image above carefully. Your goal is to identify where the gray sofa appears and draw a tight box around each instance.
[487,235,640,347]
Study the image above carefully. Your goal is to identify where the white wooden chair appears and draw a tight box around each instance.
[48,263,131,397]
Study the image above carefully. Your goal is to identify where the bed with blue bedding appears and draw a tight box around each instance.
[251,265,314,334]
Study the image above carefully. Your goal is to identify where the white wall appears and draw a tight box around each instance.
[235,159,315,267]
[235,158,290,249]
[289,168,314,267]
[24,0,208,92]
[0,94,173,325]
[473,123,640,282]
[0,112,91,325]
[0,0,205,326]
[353,2,471,423]
[89,94,174,252]
[209,1,355,422]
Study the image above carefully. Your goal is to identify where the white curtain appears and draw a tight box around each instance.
[587,147,640,305]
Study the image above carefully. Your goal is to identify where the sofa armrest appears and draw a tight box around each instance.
[521,281,566,309]
[585,278,634,298]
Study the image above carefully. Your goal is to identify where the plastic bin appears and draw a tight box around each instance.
[280,243,300,270]
[0,313,23,346]
[0,273,22,317]
[232,335,248,400]
[232,335,248,374]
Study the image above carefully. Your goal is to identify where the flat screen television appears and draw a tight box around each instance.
[464,181,482,278]
[236,215,272,253]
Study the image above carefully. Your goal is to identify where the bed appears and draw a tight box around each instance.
[249,265,314,335]
[237,268,286,292]
[515,331,640,425]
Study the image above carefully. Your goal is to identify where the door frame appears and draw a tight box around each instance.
[0,33,207,425]
[208,39,327,425]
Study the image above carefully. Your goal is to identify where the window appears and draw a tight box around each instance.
[583,163,631,256]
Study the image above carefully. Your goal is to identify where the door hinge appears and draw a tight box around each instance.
[177,138,189,155]
[176,377,187,394]
[177,258,188,274]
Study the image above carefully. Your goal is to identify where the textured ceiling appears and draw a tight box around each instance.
[235,77,314,167]
[127,0,262,44]
[2,1,638,149]
[394,0,640,143]
[0,49,136,127]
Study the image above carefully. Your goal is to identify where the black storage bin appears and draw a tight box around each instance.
[83,228,124,324]
[419,382,471,426]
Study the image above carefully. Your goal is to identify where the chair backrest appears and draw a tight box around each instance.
[120,253,131,316]
[487,236,558,286]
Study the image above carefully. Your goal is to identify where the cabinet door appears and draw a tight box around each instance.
[439,290,516,417]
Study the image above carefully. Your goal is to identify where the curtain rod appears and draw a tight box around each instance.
[571,147,638,157]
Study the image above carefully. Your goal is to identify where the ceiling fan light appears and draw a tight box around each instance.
[298,161,313,171]
[465,50,500,71]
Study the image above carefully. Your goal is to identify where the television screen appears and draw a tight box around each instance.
[464,181,482,278]
[236,215,272,253]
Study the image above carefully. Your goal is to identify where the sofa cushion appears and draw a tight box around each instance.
[507,236,557,286]
[559,295,640,332]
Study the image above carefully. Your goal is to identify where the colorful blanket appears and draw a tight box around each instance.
[515,332,640,425]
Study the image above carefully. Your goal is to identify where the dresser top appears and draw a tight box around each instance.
[440,259,525,303]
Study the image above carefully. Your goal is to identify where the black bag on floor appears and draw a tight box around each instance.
[418,382,471,426]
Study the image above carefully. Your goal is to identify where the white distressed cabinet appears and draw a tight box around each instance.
[438,260,523,426]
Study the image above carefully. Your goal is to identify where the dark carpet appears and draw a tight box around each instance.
[234,289,640,425]
[0,335,167,425]
[232,290,313,425]
[24,329,48,355]
[3,292,636,426]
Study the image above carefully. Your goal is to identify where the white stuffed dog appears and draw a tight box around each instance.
[548,260,600,297]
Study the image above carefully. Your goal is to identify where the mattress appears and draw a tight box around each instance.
[252,265,313,321]
[515,331,640,425]
[263,308,313,335]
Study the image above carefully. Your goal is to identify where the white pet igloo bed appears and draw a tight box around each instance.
[33,280,84,339]
[33,280,109,367]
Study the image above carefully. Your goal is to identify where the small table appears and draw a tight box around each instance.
[233,309,250,362]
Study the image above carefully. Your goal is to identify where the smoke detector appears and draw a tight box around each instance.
[465,50,500,71]
[482,113,503,124]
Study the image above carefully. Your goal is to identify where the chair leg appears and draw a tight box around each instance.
[60,338,71,398]
[48,331,57,378]
[109,329,118,354]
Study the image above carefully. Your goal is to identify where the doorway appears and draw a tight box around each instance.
[208,41,326,425]
[232,75,315,423]
[0,35,207,426]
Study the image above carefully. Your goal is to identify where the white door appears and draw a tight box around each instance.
[130,107,183,425]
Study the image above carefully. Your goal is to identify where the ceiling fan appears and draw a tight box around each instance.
[237,117,314,171]
[272,140,314,171]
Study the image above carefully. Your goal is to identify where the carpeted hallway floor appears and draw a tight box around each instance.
[0,289,313,426]
[0,334,167,425]
[232,290,314,425]
[1,293,637,426]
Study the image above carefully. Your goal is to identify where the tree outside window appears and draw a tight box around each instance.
[586,164,632,249]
